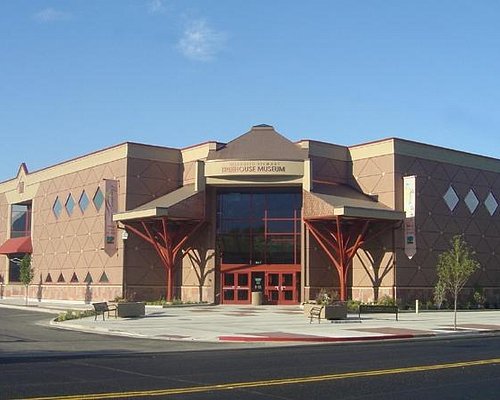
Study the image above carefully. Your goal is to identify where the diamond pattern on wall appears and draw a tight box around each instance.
[485,192,498,216]
[465,189,479,214]
[395,151,500,300]
[443,186,459,211]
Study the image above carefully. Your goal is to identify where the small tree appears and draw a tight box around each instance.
[433,280,446,310]
[19,254,34,306]
[436,235,480,330]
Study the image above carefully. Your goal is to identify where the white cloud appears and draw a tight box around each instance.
[148,0,169,14]
[177,19,227,62]
[33,8,71,23]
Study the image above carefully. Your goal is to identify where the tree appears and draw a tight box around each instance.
[19,254,34,306]
[433,280,446,310]
[435,235,480,330]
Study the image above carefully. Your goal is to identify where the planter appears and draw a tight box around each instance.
[303,302,347,320]
[324,302,348,320]
[116,302,145,318]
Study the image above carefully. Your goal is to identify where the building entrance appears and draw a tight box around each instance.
[221,266,300,305]
[216,189,302,305]
[265,272,298,305]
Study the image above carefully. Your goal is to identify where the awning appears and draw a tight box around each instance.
[303,183,405,221]
[113,184,205,222]
[0,236,32,255]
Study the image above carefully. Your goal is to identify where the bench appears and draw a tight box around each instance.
[92,302,117,321]
[309,306,324,323]
[358,304,398,321]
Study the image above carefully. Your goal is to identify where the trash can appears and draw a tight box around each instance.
[251,291,263,305]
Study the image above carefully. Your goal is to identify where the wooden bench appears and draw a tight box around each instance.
[358,304,398,321]
[92,302,117,321]
[309,306,324,323]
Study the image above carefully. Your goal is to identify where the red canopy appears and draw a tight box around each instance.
[0,236,32,255]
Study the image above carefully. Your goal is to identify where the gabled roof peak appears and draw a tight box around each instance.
[252,124,274,128]
[207,125,306,161]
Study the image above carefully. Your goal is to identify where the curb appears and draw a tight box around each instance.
[217,333,425,343]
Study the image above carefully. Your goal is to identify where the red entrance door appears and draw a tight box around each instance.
[265,272,298,305]
[222,272,250,304]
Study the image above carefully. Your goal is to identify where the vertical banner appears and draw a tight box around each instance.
[104,179,118,256]
[403,176,417,259]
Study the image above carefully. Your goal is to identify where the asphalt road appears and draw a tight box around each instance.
[1,308,500,399]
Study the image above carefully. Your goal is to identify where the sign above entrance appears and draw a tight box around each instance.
[205,160,304,177]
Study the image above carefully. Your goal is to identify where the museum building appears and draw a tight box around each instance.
[1,124,500,306]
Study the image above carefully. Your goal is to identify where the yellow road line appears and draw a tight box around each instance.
[21,357,500,400]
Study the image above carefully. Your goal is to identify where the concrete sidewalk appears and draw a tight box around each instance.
[1,297,500,345]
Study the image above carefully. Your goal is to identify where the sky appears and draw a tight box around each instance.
[1,0,500,182]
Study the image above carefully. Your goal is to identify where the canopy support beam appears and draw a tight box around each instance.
[121,217,205,301]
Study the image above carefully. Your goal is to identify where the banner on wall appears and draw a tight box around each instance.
[104,179,118,256]
[403,175,417,259]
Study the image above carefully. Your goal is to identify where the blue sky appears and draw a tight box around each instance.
[1,0,499,182]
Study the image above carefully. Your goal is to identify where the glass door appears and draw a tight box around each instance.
[222,272,251,304]
[265,272,298,305]
[280,272,296,304]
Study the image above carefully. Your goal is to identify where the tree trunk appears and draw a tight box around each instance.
[25,284,28,306]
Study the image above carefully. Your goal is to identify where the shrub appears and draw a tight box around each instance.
[376,295,396,306]
[315,288,339,305]
[55,309,95,322]
[347,299,362,313]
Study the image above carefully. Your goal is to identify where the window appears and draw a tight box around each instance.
[53,197,62,219]
[93,187,104,211]
[11,203,32,238]
[65,194,75,216]
[216,190,301,265]
[8,255,22,282]
[84,272,93,283]
[99,271,109,283]
[79,191,89,213]
[485,192,498,216]
[443,186,459,212]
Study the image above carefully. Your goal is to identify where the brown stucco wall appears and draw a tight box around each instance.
[179,188,217,304]
[31,158,127,301]
[0,157,128,301]
[310,155,350,185]
[122,155,182,300]
[394,153,500,306]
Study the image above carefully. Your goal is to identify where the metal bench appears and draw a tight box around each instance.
[309,305,324,323]
[358,304,398,321]
[92,302,117,321]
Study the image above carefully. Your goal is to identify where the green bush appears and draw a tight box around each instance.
[346,299,362,312]
[146,297,208,306]
[55,309,95,322]
[376,295,397,306]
